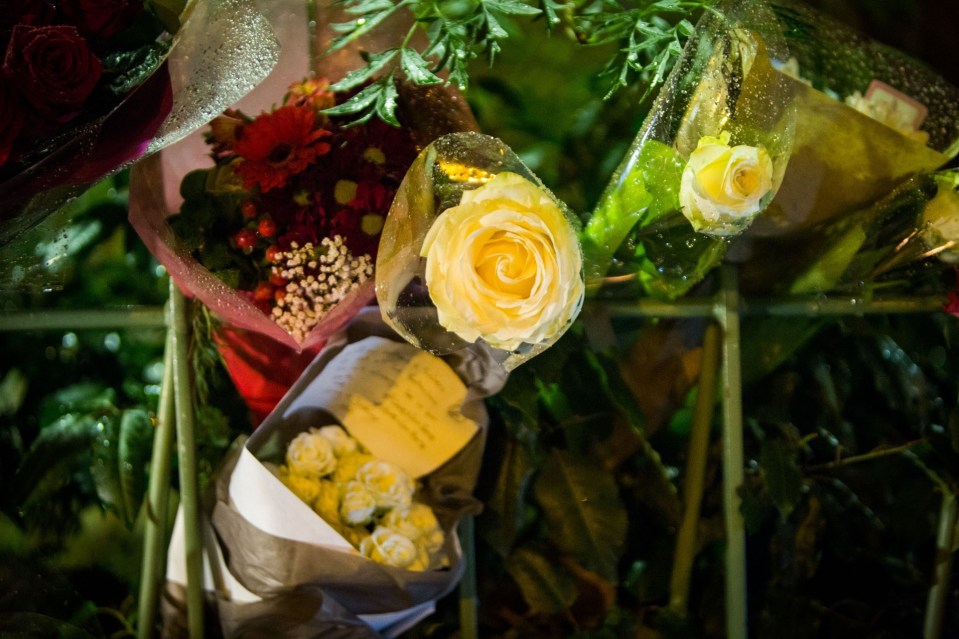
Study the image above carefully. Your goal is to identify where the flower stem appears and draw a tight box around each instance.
[459,515,479,639]
[804,439,926,473]
[719,264,747,639]
[924,490,958,639]
[669,322,722,616]
[171,281,203,638]
[136,321,176,639]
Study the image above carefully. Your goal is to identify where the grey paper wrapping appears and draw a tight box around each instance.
[209,308,507,615]
[162,580,381,639]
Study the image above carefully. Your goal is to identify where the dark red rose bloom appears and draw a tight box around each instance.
[0,76,24,166]
[234,104,332,193]
[2,25,103,124]
[59,0,143,40]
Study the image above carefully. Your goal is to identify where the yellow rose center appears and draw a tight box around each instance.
[475,231,538,298]
[732,164,759,196]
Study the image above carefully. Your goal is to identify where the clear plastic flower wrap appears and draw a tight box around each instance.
[376,131,586,371]
[0,0,279,291]
[582,0,796,300]
[733,0,959,294]
[777,169,959,297]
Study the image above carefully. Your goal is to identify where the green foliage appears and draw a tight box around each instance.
[321,0,708,124]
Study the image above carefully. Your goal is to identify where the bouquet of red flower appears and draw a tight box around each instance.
[0,0,184,244]
[167,78,419,346]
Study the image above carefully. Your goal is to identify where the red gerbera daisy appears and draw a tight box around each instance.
[234,104,331,192]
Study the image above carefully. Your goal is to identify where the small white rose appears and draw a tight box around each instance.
[360,526,418,569]
[286,428,337,479]
[339,480,377,526]
[921,183,959,263]
[278,465,320,506]
[316,425,359,457]
[420,171,585,351]
[381,502,441,543]
[679,131,774,236]
[356,460,415,511]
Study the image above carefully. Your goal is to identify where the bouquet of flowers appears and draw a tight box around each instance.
[168,77,418,345]
[0,0,177,242]
[277,424,446,572]
[163,309,507,636]
[583,0,959,301]
[377,132,586,370]
[582,0,796,300]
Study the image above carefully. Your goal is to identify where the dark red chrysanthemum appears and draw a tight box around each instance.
[234,104,331,192]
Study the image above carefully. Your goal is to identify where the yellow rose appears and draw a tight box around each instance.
[360,526,418,569]
[679,132,774,236]
[420,171,585,351]
[921,184,959,263]
[339,480,377,526]
[315,424,359,458]
[285,428,337,479]
[355,460,415,511]
[381,502,442,545]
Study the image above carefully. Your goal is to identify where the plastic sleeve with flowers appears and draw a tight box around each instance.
[729,1,959,294]
[582,0,795,301]
[1,0,279,288]
[202,309,507,629]
[771,170,959,298]
[375,131,586,371]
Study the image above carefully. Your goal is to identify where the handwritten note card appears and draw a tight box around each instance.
[282,337,478,478]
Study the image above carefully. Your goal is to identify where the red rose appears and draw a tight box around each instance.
[2,25,103,124]
[59,0,143,41]
[0,76,24,166]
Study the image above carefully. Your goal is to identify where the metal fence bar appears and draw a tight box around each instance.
[0,307,167,331]
[169,283,204,638]
[718,265,748,639]
[137,321,177,639]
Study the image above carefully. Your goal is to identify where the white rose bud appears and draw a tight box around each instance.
[316,425,359,457]
[381,502,441,543]
[286,428,337,479]
[339,480,377,526]
[356,460,415,511]
[360,526,418,569]
[679,131,774,236]
[420,171,585,351]
[279,465,320,506]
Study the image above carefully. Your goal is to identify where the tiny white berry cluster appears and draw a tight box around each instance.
[271,236,373,342]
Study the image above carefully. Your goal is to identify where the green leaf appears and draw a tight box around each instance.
[505,547,577,614]
[322,81,384,118]
[328,2,407,53]
[760,439,804,520]
[12,414,100,507]
[375,76,401,126]
[118,409,154,527]
[534,449,628,580]
[38,383,117,427]
[328,50,398,92]
[789,223,868,295]
[400,48,443,85]
[483,0,542,16]
[103,41,171,95]
[179,169,210,201]
[0,368,28,416]
[90,413,127,524]
[480,438,536,556]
